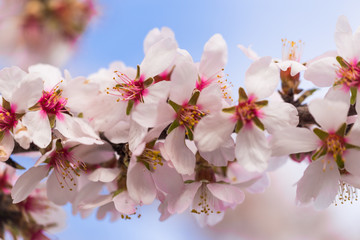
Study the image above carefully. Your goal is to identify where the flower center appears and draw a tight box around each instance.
[236,97,260,124]
[335,58,360,89]
[39,89,67,116]
[137,148,163,170]
[108,72,147,103]
[49,147,86,191]
[324,133,346,158]
[178,104,205,130]
[0,106,17,132]
[281,39,303,61]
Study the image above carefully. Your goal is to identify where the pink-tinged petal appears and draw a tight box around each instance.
[143,27,176,55]
[0,133,14,162]
[56,115,102,145]
[199,34,228,79]
[194,112,235,152]
[47,171,77,205]
[262,101,298,134]
[169,60,198,104]
[143,81,170,104]
[152,162,184,195]
[346,123,360,146]
[28,64,62,90]
[356,91,360,115]
[88,168,120,183]
[71,143,115,165]
[113,191,137,215]
[237,44,260,61]
[308,98,348,132]
[227,162,262,184]
[344,149,360,177]
[207,183,245,204]
[72,181,103,215]
[22,111,51,148]
[164,127,195,175]
[104,120,129,144]
[335,15,355,60]
[0,66,27,100]
[140,38,177,77]
[169,182,201,214]
[11,165,49,203]
[266,156,288,171]
[246,174,270,193]
[271,127,318,156]
[8,73,43,112]
[304,57,338,87]
[128,120,147,153]
[235,127,271,172]
[133,100,174,129]
[126,161,156,205]
[196,83,223,113]
[80,195,113,210]
[296,157,340,209]
[199,137,234,166]
[245,56,280,99]
[278,60,307,76]
[194,209,225,227]
[325,86,350,105]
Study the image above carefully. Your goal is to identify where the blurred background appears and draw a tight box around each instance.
[3,0,360,239]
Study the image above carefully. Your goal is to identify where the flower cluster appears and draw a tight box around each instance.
[1,14,360,238]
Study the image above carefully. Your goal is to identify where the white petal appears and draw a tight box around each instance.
[169,182,201,214]
[0,133,14,162]
[344,149,360,177]
[104,120,129,144]
[140,38,177,77]
[128,120,147,152]
[126,161,156,205]
[143,27,176,55]
[304,57,338,87]
[237,44,260,61]
[296,157,340,209]
[11,165,49,203]
[245,56,280,99]
[199,34,228,79]
[325,86,350,105]
[47,171,77,205]
[194,112,235,152]
[22,111,52,148]
[88,168,120,183]
[335,15,355,60]
[199,137,234,166]
[164,127,195,175]
[169,60,198,104]
[271,127,318,156]
[261,101,299,134]
[0,66,27,100]
[28,64,62,90]
[152,162,184,195]
[196,83,223,113]
[142,81,170,104]
[309,98,348,132]
[235,126,271,172]
[207,183,244,204]
[113,191,137,215]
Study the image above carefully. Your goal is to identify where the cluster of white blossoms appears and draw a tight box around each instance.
[1,14,360,233]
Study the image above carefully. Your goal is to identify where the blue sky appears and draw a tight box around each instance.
[12,0,360,239]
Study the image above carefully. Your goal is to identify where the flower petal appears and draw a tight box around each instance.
[22,111,51,148]
[169,182,201,214]
[207,183,245,204]
[113,191,137,215]
[88,168,121,183]
[304,57,338,87]
[47,171,77,205]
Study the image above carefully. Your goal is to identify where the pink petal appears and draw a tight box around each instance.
[308,98,348,132]
[207,183,245,204]
[199,137,234,166]
[11,165,49,203]
[88,168,120,183]
[126,161,156,205]
[113,191,137,215]
[0,66,27,100]
[143,27,176,55]
[199,34,228,79]
[152,162,184,195]
[237,44,260,61]
[296,157,340,209]
[169,182,201,214]
[47,171,77,205]
[245,56,279,99]
[344,149,360,177]
[164,127,195,175]
[0,133,14,162]
[22,111,51,148]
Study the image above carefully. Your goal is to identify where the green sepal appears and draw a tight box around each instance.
[28,103,41,111]
[235,120,243,133]
[5,158,25,170]
[49,115,56,128]
[238,87,248,102]
[255,100,268,108]
[15,113,25,120]
[2,98,10,110]
[144,77,154,88]
[0,131,4,142]
[297,88,317,104]
[335,154,344,169]
[126,100,134,115]
[185,126,194,140]
[188,90,200,105]
[184,180,195,184]
[140,160,151,171]
[253,117,265,131]
[336,123,347,137]
[113,189,124,197]
[357,61,360,68]
[312,146,327,161]
[77,112,84,118]
[336,56,348,68]
[167,119,180,135]
[135,65,141,80]
[222,106,236,114]
[146,139,157,149]
[168,99,181,112]
[350,87,357,105]
[313,128,329,140]
[345,143,360,150]
[55,139,63,151]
